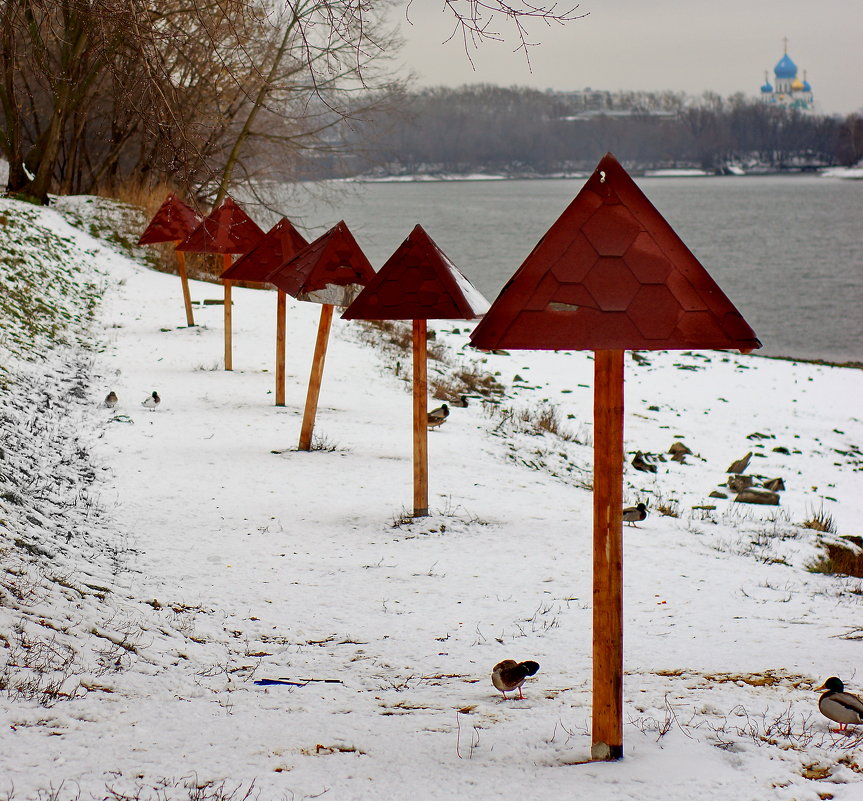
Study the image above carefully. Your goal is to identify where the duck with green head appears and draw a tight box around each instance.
[816,677,863,732]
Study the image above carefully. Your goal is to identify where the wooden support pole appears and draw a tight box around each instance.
[298,304,334,451]
[412,319,429,517]
[591,348,625,762]
[223,254,233,371]
[275,290,287,406]
[174,243,195,327]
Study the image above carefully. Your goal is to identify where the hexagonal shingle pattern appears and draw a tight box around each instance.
[470,153,760,352]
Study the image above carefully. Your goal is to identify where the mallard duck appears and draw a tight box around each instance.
[427,403,449,429]
[142,391,160,411]
[631,451,657,473]
[623,502,648,527]
[491,659,539,700]
[104,391,118,408]
[816,677,863,732]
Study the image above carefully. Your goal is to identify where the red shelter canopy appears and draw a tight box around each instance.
[138,193,202,245]
[267,221,376,306]
[470,153,760,352]
[342,224,489,321]
[176,197,264,255]
[221,218,309,284]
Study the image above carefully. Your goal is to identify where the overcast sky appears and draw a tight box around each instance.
[388,1,862,115]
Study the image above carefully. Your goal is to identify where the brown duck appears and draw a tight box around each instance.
[427,403,449,429]
[491,659,540,699]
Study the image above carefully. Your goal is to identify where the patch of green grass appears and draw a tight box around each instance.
[0,203,103,359]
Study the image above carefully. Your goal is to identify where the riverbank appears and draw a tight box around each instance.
[1,194,862,800]
[346,164,861,183]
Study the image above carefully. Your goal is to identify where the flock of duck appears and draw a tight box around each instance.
[103,390,160,411]
[103,388,862,734]
[492,664,863,733]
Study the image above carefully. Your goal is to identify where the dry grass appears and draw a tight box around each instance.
[652,668,809,688]
[357,321,505,404]
[486,403,578,442]
[801,507,837,534]
[656,500,681,518]
[431,369,504,403]
[364,319,412,350]
[807,538,863,578]
[98,179,226,282]
[96,180,188,221]
[360,320,449,361]
[530,404,570,438]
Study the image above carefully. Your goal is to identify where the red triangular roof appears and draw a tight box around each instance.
[176,197,265,255]
[341,225,489,321]
[470,153,760,352]
[267,221,376,306]
[221,218,309,283]
[138,193,202,245]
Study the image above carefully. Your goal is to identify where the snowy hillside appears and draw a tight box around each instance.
[1,195,862,800]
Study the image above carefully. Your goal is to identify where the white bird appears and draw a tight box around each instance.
[142,391,160,411]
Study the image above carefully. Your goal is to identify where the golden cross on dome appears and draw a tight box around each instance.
[782,36,789,53]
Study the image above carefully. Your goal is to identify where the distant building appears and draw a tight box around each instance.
[760,39,814,111]
[549,88,680,120]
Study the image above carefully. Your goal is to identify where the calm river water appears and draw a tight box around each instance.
[279,175,863,364]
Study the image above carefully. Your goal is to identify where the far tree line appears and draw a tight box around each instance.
[2,3,861,204]
[330,85,863,178]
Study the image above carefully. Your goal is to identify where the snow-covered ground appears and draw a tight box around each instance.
[1,195,862,800]
[821,165,863,180]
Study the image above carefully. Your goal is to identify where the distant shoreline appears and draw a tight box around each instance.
[347,166,863,183]
[746,351,862,371]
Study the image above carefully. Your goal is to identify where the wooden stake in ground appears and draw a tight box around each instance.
[342,224,488,518]
[412,319,429,517]
[175,197,264,370]
[223,253,233,371]
[219,217,310,405]
[469,153,760,764]
[137,195,201,327]
[298,304,334,451]
[591,349,625,761]
[268,221,377,442]
[175,245,195,327]
[275,290,287,406]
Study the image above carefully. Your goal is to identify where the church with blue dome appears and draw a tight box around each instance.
[760,40,814,110]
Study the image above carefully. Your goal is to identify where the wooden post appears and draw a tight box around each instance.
[275,290,287,406]
[412,319,429,517]
[174,242,195,327]
[223,254,233,371]
[591,349,625,762]
[298,304,334,451]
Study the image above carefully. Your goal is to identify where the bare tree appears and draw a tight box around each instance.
[408,1,587,63]
[0,0,589,204]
